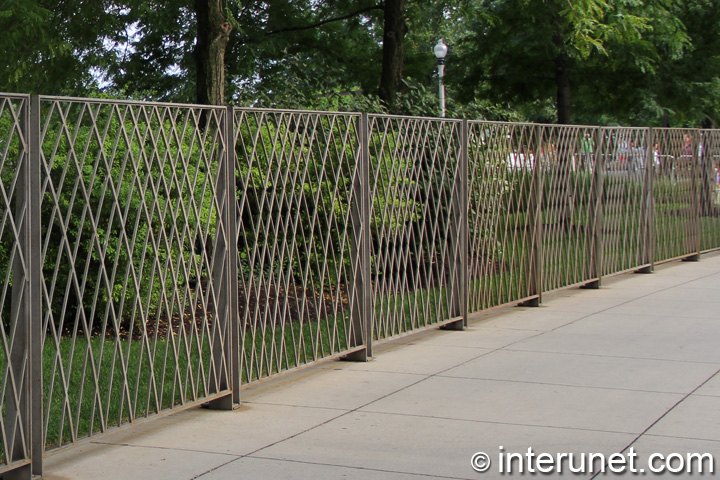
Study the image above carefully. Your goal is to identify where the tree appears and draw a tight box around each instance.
[226,0,384,108]
[648,0,720,126]
[194,0,234,105]
[567,0,690,126]
[378,0,407,110]
[109,0,386,106]
[0,0,120,95]
[456,0,676,125]
[107,0,236,104]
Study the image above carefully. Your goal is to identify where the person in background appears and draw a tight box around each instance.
[580,132,594,169]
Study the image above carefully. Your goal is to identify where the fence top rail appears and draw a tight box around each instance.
[369,112,463,123]
[37,94,227,111]
[468,119,599,129]
[599,126,651,132]
[651,127,703,133]
[0,92,30,100]
[3,91,719,134]
[234,106,361,118]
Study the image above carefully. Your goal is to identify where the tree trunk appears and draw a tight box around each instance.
[554,52,571,125]
[378,0,407,111]
[195,0,233,105]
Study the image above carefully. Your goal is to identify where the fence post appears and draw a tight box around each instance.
[444,120,468,330]
[346,112,371,361]
[584,127,605,287]
[225,106,240,404]
[698,129,717,252]
[208,106,239,409]
[3,96,39,480]
[684,129,702,261]
[29,95,43,476]
[521,126,544,307]
[460,120,468,326]
[636,128,655,273]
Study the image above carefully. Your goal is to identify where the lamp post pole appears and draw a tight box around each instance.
[434,39,448,118]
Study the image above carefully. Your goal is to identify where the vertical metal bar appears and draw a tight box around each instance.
[225,106,240,404]
[4,96,34,480]
[636,128,654,273]
[648,129,656,269]
[208,107,234,409]
[29,95,43,475]
[698,129,717,252]
[522,126,543,307]
[346,113,370,361]
[460,120,469,326]
[685,130,702,261]
[445,120,466,330]
[584,128,604,287]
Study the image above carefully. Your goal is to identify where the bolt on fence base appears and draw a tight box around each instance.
[635,265,654,274]
[682,254,701,262]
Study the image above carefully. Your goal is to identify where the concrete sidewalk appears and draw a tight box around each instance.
[44,254,720,479]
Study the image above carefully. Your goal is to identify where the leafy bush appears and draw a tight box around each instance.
[40,100,218,337]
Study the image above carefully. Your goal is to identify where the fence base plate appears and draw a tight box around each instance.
[1,463,31,480]
[581,280,601,289]
[342,349,369,362]
[439,317,465,331]
[519,297,541,307]
[206,393,235,411]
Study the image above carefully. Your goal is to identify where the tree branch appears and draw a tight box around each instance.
[265,4,384,36]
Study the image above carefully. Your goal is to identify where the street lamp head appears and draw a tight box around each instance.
[433,38,448,61]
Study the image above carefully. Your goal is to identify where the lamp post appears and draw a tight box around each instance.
[433,38,448,118]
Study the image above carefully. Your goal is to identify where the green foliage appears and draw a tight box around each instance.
[41,102,218,336]
[453,0,698,125]
[2,0,718,125]
[0,98,26,332]
[235,111,356,288]
[0,0,124,95]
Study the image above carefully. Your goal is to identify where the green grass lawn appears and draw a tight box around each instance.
[41,332,213,449]
[1,310,351,462]
[373,283,450,340]
[241,312,350,382]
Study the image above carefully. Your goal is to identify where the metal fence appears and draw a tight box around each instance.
[2,94,720,478]
[368,115,466,339]
[38,97,235,455]
[233,108,365,383]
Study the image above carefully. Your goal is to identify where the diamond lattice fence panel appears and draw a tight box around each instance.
[467,122,541,311]
[368,116,463,339]
[234,109,362,383]
[600,127,651,275]
[40,98,230,450]
[540,125,597,292]
[0,94,31,471]
[653,129,700,262]
[699,130,720,252]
